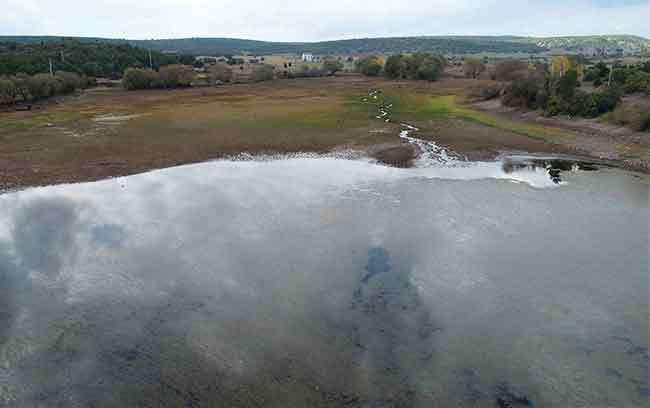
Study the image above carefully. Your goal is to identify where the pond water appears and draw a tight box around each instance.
[0,157,648,407]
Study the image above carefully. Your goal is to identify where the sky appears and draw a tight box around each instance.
[2,0,649,41]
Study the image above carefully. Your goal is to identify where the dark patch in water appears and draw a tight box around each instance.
[605,368,624,380]
[417,322,442,339]
[495,383,534,408]
[361,247,391,284]
[455,368,483,403]
[90,223,127,248]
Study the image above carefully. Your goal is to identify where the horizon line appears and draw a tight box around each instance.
[1,33,649,43]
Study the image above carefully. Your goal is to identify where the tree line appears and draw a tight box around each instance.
[0,71,95,105]
[355,53,446,81]
[484,59,650,131]
[0,40,179,78]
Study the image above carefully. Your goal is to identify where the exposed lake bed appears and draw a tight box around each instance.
[0,155,648,407]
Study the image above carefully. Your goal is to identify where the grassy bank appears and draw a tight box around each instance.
[1,75,645,190]
[367,89,576,143]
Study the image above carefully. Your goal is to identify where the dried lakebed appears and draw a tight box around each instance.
[0,156,648,407]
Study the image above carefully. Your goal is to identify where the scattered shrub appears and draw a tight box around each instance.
[0,78,17,105]
[495,60,528,81]
[638,112,650,132]
[251,65,274,82]
[623,71,650,94]
[322,59,344,75]
[377,53,445,81]
[122,68,157,90]
[158,64,194,88]
[356,56,383,76]
[122,65,195,90]
[463,57,486,79]
[384,55,405,79]
[503,77,543,109]
[207,63,233,84]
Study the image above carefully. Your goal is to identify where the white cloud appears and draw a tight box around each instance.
[1,0,648,40]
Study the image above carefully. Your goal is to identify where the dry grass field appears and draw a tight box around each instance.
[1,74,647,190]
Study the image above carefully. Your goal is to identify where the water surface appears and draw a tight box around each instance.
[0,157,648,407]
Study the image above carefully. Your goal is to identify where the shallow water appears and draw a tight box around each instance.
[0,157,648,407]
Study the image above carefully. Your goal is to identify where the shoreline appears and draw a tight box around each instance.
[1,76,648,191]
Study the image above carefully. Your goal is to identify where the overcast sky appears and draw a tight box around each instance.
[2,0,649,41]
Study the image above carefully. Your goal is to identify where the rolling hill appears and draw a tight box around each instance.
[1,35,648,59]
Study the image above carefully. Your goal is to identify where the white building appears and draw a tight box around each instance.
[301,53,314,62]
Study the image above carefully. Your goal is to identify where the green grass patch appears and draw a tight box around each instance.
[370,90,575,143]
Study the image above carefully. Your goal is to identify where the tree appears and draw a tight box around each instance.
[384,55,404,79]
[463,57,486,79]
[624,71,650,94]
[27,74,61,100]
[495,60,528,81]
[355,56,382,76]
[322,59,344,75]
[178,55,196,66]
[556,69,578,100]
[207,63,233,84]
[251,65,274,82]
[122,68,157,90]
[158,64,194,88]
[54,71,81,93]
[0,78,17,104]
[550,56,572,77]
[408,53,445,81]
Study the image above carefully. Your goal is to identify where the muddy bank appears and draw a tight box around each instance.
[2,76,648,191]
[469,99,650,173]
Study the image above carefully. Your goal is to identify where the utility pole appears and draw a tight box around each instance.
[149,49,153,69]
[49,58,54,75]
[60,50,65,63]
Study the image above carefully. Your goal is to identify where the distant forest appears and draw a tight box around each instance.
[1,36,546,59]
[2,35,648,77]
[0,40,178,78]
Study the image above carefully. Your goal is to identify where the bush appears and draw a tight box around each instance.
[556,69,578,100]
[592,87,622,115]
[356,56,382,76]
[322,59,343,75]
[384,55,404,79]
[379,53,444,81]
[463,57,486,79]
[495,60,528,81]
[624,71,650,94]
[27,73,61,100]
[158,64,194,88]
[122,68,157,90]
[608,105,631,126]
[251,65,274,82]
[55,71,81,94]
[503,77,543,109]
[638,112,650,132]
[208,63,233,84]
[0,78,17,105]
